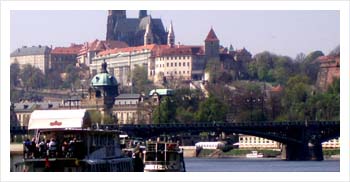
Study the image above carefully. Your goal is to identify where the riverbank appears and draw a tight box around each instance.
[196,148,340,159]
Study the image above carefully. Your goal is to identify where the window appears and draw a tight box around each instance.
[183,62,185,66]
[167,63,169,67]
[187,62,190,66]
[171,63,173,67]
[175,63,177,66]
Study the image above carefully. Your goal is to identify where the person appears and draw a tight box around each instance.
[48,138,57,158]
[68,138,77,158]
[61,140,68,158]
[30,137,37,158]
[23,138,31,159]
[38,139,47,158]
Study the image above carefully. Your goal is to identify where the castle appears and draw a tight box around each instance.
[106,10,168,46]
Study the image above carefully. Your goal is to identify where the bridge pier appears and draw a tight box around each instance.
[281,141,323,161]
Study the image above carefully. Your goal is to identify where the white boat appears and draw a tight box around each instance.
[246,151,264,158]
[143,141,186,172]
[14,109,133,172]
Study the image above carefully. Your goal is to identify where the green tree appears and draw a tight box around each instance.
[300,51,324,84]
[131,65,151,93]
[152,96,177,124]
[10,62,20,87]
[281,75,311,120]
[20,64,46,90]
[195,95,228,122]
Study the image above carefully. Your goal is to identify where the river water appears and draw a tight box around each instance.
[11,154,339,172]
[184,157,340,172]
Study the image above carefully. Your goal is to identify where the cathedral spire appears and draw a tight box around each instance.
[167,21,175,48]
[144,22,154,45]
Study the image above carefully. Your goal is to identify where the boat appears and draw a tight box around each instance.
[246,151,264,158]
[143,141,186,172]
[14,109,133,172]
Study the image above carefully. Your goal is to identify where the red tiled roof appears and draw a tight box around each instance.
[205,28,219,42]
[155,45,205,57]
[78,39,128,55]
[97,44,159,57]
[51,44,83,55]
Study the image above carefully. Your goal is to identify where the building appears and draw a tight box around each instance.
[91,44,158,86]
[153,45,205,83]
[106,10,167,46]
[316,54,340,91]
[238,135,280,149]
[10,45,51,74]
[50,43,83,73]
[13,102,60,127]
[113,94,143,124]
[77,39,128,67]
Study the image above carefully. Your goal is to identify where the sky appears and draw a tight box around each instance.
[10,10,339,58]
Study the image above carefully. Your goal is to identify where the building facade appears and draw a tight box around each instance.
[10,45,51,74]
[77,39,128,67]
[316,54,340,91]
[50,43,83,73]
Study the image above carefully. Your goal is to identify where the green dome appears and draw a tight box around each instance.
[91,72,118,87]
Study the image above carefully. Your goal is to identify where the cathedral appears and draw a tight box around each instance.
[106,10,168,46]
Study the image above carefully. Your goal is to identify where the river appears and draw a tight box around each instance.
[11,154,339,172]
[184,157,339,172]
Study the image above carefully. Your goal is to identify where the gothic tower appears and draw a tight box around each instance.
[205,27,220,58]
[144,22,154,45]
[167,21,175,48]
[106,10,127,40]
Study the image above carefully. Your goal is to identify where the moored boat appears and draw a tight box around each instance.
[14,109,133,172]
[246,151,264,158]
[143,141,186,172]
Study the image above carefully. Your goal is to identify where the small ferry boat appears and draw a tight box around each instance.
[246,151,264,158]
[14,109,133,172]
[143,141,186,172]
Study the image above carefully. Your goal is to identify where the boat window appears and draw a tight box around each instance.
[157,152,165,161]
[145,152,156,161]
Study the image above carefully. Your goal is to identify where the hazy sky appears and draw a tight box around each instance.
[10,10,339,58]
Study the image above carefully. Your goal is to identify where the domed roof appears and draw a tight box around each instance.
[90,61,118,87]
[91,72,118,87]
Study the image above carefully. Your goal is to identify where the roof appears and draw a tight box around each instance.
[270,84,283,92]
[155,45,205,57]
[116,94,141,100]
[149,89,174,96]
[205,28,219,42]
[11,46,51,57]
[91,72,118,86]
[28,109,90,130]
[79,39,128,55]
[97,44,158,57]
[51,44,83,55]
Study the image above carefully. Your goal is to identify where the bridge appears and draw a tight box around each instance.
[11,120,340,161]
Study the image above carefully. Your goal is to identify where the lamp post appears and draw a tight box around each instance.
[245,91,256,121]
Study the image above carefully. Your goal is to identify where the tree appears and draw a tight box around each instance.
[131,65,151,93]
[152,96,177,124]
[10,62,20,87]
[300,51,324,84]
[20,64,46,90]
[281,75,311,120]
[195,95,228,122]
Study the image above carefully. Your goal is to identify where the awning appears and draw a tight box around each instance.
[28,109,90,130]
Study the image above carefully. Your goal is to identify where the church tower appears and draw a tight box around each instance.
[139,10,147,19]
[144,22,154,45]
[204,27,220,58]
[106,10,127,40]
[167,21,175,48]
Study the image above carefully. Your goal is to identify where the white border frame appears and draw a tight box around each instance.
[1,1,349,182]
